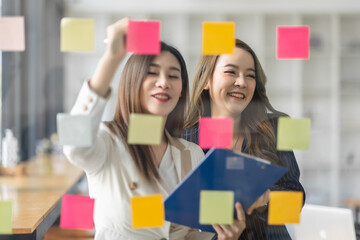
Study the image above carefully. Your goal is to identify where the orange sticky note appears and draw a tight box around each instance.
[131,194,164,229]
[268,191,303,225]
[0,16,25,51]
[202,21,235,55]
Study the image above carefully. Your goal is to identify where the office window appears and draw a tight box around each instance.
[1,0,64,161]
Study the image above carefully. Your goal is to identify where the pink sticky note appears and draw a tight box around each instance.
[199,117,233,149]
[0,16,25,51]
[126,20,160,55]
[60,194,95,230]
[277,26,309,59]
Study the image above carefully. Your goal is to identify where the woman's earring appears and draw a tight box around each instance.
[204,82,210,90]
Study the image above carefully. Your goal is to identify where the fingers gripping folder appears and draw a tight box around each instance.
[164,148,288,232]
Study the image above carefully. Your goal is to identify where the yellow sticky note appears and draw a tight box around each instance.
[131,194,164,229]
[61,18,94,52]
[0,201,13,234]
[199,190,234,225]
[128,113,163,145]
[268,191,303,225]
[202,22,235,55]
[277,117,311,151]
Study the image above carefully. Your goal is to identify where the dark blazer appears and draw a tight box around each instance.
[183,114,305,240]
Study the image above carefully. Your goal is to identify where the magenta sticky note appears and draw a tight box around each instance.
[126,20,160,55]
[277,26,310,59]
[0,16,25,51]
[199,117,233,149]
[60,194,95,230]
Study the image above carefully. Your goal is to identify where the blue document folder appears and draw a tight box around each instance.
[164,148,288,232]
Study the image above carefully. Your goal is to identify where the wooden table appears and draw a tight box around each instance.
[0,154,85,240]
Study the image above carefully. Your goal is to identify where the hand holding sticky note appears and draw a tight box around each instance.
[127,20,161,55]
[61,18,94,52]
[199,190,234,225]
[277,117,311,150]
[131,194,164,229]
[268,191,303,225]
[0,16,25,51]
[198,117,233,149]
[127,113,163,145]
[202,21,235,55]
[60,194,95,230]
[277,26,310,59]
[0,201,13,234]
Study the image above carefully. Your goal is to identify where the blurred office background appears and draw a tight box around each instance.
[1,0,360,209]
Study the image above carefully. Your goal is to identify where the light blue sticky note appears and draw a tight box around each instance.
[57,113,92,147]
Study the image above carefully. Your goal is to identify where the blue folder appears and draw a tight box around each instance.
[164,148,288,232]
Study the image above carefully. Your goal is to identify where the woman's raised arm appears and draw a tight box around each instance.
[90,17,129,97]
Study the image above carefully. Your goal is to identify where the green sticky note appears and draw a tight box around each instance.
[128,113,164,145]
[61,18,94,52]
[0,201,13,234]
[202,22,235,55]
[277,117,311,151]
[199,190,234,225]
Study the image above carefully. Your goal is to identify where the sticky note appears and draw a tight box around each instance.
[0,16,25,51]
[268,191,303,225]
[199,190,234,225]
[277,117,311,150]
[226,156,245,170]
[127,20,160,55]
[198,117,233,149]
[202,22,235,55]
[0,201,13,234]
[56,113,92,147]
[277,26,310,59]
[131,194,164,229]
[61,18,94,52]
[60,194,95,230]
[128,113,163,145]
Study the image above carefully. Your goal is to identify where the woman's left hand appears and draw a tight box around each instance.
[212,202,246,240]
[246,189,270,215]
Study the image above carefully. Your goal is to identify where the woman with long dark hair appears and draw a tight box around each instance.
[64,19,246,240]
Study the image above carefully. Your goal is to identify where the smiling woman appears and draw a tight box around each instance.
[204,48,257,119]
[184,38,305,239]
[63,18,223,240]
[140,51,183,118]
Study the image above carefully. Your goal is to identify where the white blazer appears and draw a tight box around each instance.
[63,81,214,240]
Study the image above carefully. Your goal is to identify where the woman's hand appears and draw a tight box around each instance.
[246,189,270,215]
[103,17,129,62]
[212,202,246,240]
[90,17,129,97]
